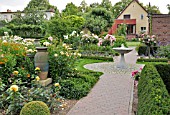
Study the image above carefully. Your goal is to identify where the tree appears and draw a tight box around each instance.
[167,4,170,14]
[79,0,90,13]
[24,0,51,11]
[100,0,113,11]
[62,2,79,16]
[112,0,131,18]
[47,15,85,39]
[145,5,161,14]
[84,8,114,35]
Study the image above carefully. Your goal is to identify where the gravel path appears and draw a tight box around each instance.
[67,47,144,115]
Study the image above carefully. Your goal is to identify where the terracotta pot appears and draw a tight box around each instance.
[34,47,49,80]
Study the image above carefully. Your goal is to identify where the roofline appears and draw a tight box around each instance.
[116,0,148,19]
[0,10,55,14]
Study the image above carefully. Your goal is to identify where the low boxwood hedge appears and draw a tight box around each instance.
[138,64,170,115]
[155,64,170,93]
[81,55,113,61]
[137,58,168,62]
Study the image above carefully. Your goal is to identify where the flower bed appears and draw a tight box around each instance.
[138,64,170,115]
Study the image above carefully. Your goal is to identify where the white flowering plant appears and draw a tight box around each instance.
[140,34,157,47]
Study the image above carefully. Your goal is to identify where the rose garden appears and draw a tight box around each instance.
[0,0,170,115]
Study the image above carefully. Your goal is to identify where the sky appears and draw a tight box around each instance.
[0,0,169,14]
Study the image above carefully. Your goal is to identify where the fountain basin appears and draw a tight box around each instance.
[113,45,133,69]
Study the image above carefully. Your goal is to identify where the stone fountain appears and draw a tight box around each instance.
[113,44,133,69]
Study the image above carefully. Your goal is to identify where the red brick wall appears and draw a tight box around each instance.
[151,14,170,45]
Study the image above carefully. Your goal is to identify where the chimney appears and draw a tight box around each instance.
[7,9,11,12]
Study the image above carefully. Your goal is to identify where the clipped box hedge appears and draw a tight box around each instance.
[137,58,168,62]
[155,64,170,93]
[138,64,170,115]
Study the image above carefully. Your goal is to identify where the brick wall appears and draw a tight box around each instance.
[151,14,170,45]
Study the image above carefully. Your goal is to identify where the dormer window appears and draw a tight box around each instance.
[141,14,144,20]
[124,14,130,19]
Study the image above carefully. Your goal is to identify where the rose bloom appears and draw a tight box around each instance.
[10,85,19,92]
[27,74,30,78]
[35,67,40,71]
[54,83,60,87]
[54,54,58,57]
[36,76,40,81]
[13,71,19,75]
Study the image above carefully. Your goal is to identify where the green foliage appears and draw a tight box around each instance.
[48,41,80,82]
[47,15,85,39]
[60,78,91,99]
[20,101,50,115]
[138,64,170,115]
[145,4,161,14]
[7,24,45,38]
[100,0,113,11]
[0,27,12,36]
[156,45,170,58]
[115,24,127,36]
[63,15,85,33]
[137,45,158,56]
[114,36,127,47]
[155,64,170,93]
[81,55,113,61]
[112,0,131,18]
[24,0,51,11]
[137,58,168,63]
[84,8,114,35]
[59,58,103,99]
[62,2,79,16]
[167,4,170,14]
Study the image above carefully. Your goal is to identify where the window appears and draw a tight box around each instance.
[124,14,130,19]
[11,15,13,19]
[4,15,7,19]
[127,24,136,34]
[141,14,144,20]
[141,27,146,32]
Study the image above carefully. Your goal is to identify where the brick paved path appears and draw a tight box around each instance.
[67,47,143,115]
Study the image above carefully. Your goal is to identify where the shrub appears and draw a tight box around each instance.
[20,101,50,115]
[137,45,158,56]
[60,78,90,99]
[138,64,170,115]
[156,45,170,58]
[48,41,80,82]
[114,36,127,47]
[137,58,168,62]
[0,27,12,36]
[154,64,170,93]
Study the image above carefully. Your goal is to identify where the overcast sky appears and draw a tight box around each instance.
[0,0,169,14]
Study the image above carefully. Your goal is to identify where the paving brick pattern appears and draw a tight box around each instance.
[67,48,143,115]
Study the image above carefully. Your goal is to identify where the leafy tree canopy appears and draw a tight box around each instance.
[62,2,79,16]
[84,8,114,35]
[112,0,131,18]
[100,0,113,11]
[145,4,161,14]
[24,0,52,11]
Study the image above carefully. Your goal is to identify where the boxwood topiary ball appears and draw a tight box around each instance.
[20,101,50,115]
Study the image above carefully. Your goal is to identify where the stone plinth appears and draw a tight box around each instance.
[39,78,52,86]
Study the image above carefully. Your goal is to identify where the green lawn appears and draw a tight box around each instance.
[127,41,140,47]
[75,58,105,72]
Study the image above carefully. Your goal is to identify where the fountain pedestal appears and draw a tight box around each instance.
[113,44,133,69]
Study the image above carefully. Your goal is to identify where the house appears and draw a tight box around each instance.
[0,9,55,22]
[108,0,148,39]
